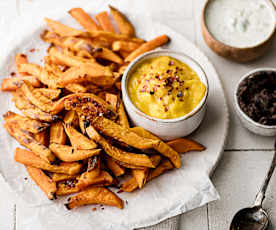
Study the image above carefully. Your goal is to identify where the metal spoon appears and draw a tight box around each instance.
[230,140,276,230]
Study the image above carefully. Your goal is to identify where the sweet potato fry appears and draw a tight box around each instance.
[125,35,169,62]
[12,89,59,122]
[119,50,130,59]
[34,88,61,100]
[56,179,80,195]
[114,160,147,170]
[48,46,96,67]
[15,53,28,76]
[34,130,49,146]
[52,173,77,182]
[117,99,129,128]
[105,93,118,110]
[45,18,83,37]
[93,47,123,64]
[49,143,101,162]
[109,5,135,37]
[166,138,206,153]
[65,83,87,93]
[26,166,57,200]
[65,186,123,209]
[78,113,86,134]
[120,159,173,192]
[63,93,117,120]
[50,122,67,145]
[96,11,116,33]
[3,111,49,134]
[18,63,42,77]
[15,148,82,175]
[105,157,125,177]
[60,63,113,86]
[130,126,159,140]
[1,76,41,91]
[69,8,100,31]
[64,110,79,128]
[63,124,97,149]
[112,41,141,52]
[4,122,56,164]
[77,170,114,190]
[86,125,155,168]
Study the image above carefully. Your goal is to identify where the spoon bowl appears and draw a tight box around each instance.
[230,206,269,230]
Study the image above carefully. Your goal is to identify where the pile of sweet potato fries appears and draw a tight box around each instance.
[1,6,205,210]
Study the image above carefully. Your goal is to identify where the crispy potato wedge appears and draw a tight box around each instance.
[65,83,87,93]
[95,11,116,33]
[50,122,67,145]
[64,110,79,128]
[26,166,57,200]
[112,41,141,52]
[86,125,155,168]
[4,122,56,163]
[15,53,29,76]
[77,170,114,190]
[105,93,118,110]
[1,76,41,91]
[63,93,117,120]
[125,35,169,62]
[34,88,61,100]
[15,148,82,175]
[117,99,129,128]
[17,63,42,77]
[56,179,80,195]
[114,160,147,170]
[52,173,77,182]
[50,143,101,162]
[12,89,59,122]
[109,5,135,37]
[120,159,173,192]
[64,124,97,149]
[132,168,148,189]
[105,157,125,177]
[60,63,113,86]
[3,111,49,134]
[34,130,49,146]
[45,18,83,37]
[130,126,159,140]
[166,138,206,153]
[65,186,123,209]
[69,8,100,31]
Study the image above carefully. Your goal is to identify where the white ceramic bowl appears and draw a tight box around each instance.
[122,50,209,141]
[234,68,276,136]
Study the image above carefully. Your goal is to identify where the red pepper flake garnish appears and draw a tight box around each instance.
[185,87,189,90]
[166,69,172,74]
[92,208,97,211]
[140,89,146,93]
[29,48,35,53]
[168,61,174,66]
[160,97,163,100]
[10,72,16,77]
[164,106,169,112]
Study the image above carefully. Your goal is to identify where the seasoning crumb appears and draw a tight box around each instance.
[101,207,104,210]
[24,177,28,180]
[92,207,97,211]
[29,48,35,53]
[168,61,174,66]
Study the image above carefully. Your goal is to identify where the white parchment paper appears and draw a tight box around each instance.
[0,1,228,229]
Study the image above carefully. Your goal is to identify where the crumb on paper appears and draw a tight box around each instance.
[92,207,97,211]
[10,72,16,77]
[29,48,35,53]
[24,177,28,180]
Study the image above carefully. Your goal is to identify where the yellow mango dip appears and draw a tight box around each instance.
[128,56,206,119]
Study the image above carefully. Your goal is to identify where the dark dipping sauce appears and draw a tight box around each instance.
[237,71,276,126]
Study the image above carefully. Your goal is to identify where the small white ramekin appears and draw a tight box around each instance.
[122,50,209,141]
[234,68,276,136]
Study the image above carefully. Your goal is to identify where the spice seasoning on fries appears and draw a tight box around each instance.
[1,6,205,210]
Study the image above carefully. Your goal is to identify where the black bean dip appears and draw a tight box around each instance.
[237,71,276,126]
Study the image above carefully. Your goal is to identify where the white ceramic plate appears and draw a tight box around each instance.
[0,4,229,230]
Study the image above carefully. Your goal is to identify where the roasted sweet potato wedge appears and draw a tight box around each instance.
[50,122,67,145]
[49,143,101,162]
[34,88,61,100]
[65,83,87,93]
[65,186,124,209]
[45,18,83,37]
[1,76,41,91]
[17,63,42,77]
[63,124,97,149]
[166,138,206,153]
[3,111,49,134]
[26,166,57,200]
[86,125,155,168]
[14,148,82,175]
[125,35,169,62]
[105,157,125,177]
[95,11,115,33]
[69,8,100,31]
[64,110,79,128]
[56,179,80,196]
[112,41,141,52]
[4,122,56,164]
[92,47,123,64]
[15,53,29,76]
[34,130,49,146]
[77,170,114,190]
[109,5,135,37]
[52,173,77,182]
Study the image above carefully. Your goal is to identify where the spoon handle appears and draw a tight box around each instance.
[254,140,276,207]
